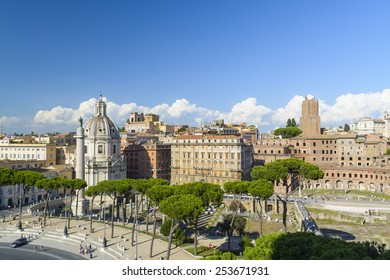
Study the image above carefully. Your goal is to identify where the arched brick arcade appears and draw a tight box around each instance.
[303,167,390,194]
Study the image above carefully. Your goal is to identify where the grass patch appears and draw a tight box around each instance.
[301,189,390,201]
[186,246,216,257]
[316,218,363,226]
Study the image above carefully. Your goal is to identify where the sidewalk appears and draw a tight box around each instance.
[0,215,200,260]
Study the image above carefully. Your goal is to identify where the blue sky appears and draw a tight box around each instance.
[1,0,390,134]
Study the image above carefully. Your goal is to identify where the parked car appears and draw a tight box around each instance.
[10,237,28,248]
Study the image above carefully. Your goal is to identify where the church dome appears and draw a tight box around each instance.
[84,96,120,139]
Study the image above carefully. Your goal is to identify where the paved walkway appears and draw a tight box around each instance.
[0,213,229,260]
[0,215,202,260]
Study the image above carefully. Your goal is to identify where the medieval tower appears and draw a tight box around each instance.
[300,97,321,137]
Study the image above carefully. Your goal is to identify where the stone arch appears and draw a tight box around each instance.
[325,180,332,189]
[358,181,365,191]
[336,180,343,189]
[369,182,376,192]
[347,181,353,190]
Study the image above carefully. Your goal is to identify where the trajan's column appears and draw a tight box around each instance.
[73,117,89,216]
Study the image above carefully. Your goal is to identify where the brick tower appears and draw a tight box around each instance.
[300,97,321,137]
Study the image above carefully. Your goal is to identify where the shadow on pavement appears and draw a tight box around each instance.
[321,228,356,240]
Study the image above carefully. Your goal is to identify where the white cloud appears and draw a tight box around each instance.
[269,89,390,129]
[0,116,24,133]
[218,97,272,126]
[167,99,197,117]
[320,90,390,124]
[7,89,390,135]
[271,95,306,127]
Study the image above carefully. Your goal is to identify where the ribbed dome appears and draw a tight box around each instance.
[84,96,120,139]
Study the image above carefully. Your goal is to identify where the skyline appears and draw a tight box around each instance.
[1,1,390,134]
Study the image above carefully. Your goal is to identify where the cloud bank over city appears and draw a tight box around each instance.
[1,89,390,135]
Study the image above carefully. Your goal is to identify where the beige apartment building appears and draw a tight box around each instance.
[124,112,174,134]
[170,135,253,186]
[0,137,57,168]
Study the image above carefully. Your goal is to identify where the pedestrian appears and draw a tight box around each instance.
[34,246,37,252]
[41,245,44,252]
[89,249,92,259]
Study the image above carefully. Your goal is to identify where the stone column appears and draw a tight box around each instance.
[73,117,90,216]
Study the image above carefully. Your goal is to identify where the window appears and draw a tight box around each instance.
[98,145,104,154]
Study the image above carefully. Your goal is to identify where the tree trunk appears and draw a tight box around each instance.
[99,193,103,221]
[228,212,237,252]
[283,196,287,233]
[18,187,24,231]
[122,197,126,228]
[140,194,144,212]
[116,196,120,221]
[68,194,72,229]
[131,216,136,246]
[258,200,263,237]
[145,199,150,234]
[43,192,50,227]
[111,202,115,238]
[89,197,95,234]
[75,190,79,220]
[166,219,179,260]
[194,217,199,255]
[149,210,157,258]
[131,199,136,246]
